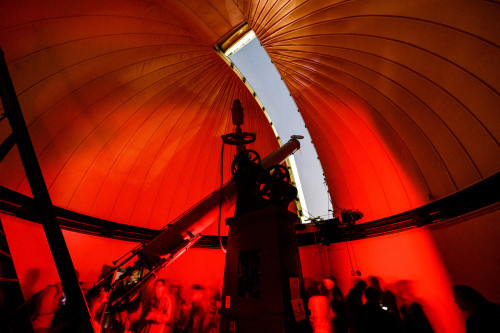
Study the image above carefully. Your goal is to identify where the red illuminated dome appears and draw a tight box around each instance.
[1,1,499,227]
[0,2,499,333]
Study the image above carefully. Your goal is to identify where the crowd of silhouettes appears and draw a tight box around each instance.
[27,278,222,333]
[306,276,437,333]
[306,276,500,333]
[27,274,500,333]
[453,284,500,332]
[105,280,222,333]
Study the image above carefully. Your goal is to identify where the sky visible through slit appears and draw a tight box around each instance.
[229,38,331,221]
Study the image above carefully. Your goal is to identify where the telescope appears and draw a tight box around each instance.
[94,101,302,312]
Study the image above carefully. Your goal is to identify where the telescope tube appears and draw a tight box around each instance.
[139,137,300,260]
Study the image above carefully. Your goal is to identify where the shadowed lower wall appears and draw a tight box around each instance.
[3,203,500,333]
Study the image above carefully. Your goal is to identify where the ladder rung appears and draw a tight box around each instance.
[0,277,19,282]
[0,249,12,258]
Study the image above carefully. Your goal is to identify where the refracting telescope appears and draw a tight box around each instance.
[93,100,302,313]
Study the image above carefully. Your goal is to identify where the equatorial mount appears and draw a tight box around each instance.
[221,132,256,145]
[231,149,261,179]
[231,149,297,215]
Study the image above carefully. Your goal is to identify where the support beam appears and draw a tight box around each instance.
[0,133,15,163]
[0,47,94,332]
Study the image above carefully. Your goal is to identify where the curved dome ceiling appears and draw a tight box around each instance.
[0,0,279,232]
[0,0,499,228]
[249,0,500,221]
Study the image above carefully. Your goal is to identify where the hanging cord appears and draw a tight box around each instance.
[348,225,360,273]
[345,241,355,274]
[349,241,360,272]
[218,141,227,253]
[344,211,355,274]
[346,217,360,275]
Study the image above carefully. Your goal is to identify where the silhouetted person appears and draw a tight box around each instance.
[359,287,401,333]
[30,282,63,333]
[346,280,367,333]
[168,281,186,333]
[50,286,106,333]
[206,285,222,333]
[86,287,108,333]
[368,276,401,329]
[308,280,333,333]
[453,285,500,333]
[368,277,399,315]
[323,276,347,333]
[108,293,142,333]
[183,284,208,333]
[140,279,172,333]
[395,280,433,333]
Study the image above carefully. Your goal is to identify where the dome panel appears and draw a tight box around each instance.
[0,0,279,230]
[242,0,500,221]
